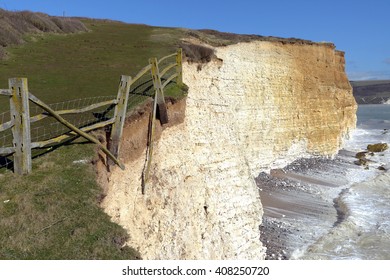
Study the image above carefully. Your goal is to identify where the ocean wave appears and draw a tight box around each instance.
[260,105,390,259]
[302,171,390,260]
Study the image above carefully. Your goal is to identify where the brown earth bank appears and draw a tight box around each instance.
[95,96,187,202]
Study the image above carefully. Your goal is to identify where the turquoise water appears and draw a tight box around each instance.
[357,104,390,130]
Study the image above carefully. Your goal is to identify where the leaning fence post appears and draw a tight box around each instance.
[176,48,183,86]
[9,78,32,175]
[149,57,168,124]
[108,75,131,167]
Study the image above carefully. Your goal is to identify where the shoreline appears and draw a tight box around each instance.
[256,156,353,260]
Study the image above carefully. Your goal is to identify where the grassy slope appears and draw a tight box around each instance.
[0,143,141,259]
[0,19,183,109]
[0,18,185,259]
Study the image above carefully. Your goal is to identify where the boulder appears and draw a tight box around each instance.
[367,143,388,153]
[354,158,368,166]
[355,151,367,159]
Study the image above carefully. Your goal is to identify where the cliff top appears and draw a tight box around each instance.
[185,28,336,48]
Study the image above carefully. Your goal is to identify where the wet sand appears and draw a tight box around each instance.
[256,157,353,260]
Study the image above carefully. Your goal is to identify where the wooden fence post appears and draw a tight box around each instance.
[28,93,125,170]
[149,57,168,124]
[108,75,131,167]
[9,78,32,175]
[176,48,183,86]
[142,86,158,194]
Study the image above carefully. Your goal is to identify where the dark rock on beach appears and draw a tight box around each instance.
[367,143,388,153]
[355,151,367,159]
[354,158,369,166]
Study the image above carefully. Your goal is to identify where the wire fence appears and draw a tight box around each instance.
[29,96,116,142]
[127,67,154,112]
[0,49,182,173]
[0,95,117,169]
[0,109,13,169]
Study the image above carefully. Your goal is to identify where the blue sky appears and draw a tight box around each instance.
[1,0,389,80]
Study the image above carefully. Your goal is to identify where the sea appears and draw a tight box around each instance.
[258,104,390,260]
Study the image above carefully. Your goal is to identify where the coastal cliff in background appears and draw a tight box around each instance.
[351,80,390,104]
[102,40,357,259]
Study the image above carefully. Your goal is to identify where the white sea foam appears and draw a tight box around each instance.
[296,105,390,259]
[301,172,390,260]
[260,105,390,260]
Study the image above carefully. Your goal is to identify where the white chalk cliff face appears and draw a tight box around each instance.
[101,41,357,260]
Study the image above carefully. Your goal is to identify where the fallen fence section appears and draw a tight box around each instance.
[0,49,183,175]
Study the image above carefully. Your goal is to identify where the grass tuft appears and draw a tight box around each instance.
[179,42,215,64]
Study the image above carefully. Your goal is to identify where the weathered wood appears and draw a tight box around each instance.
[29,113,48,124]
[0,89,12,96]
[143,53,179,192]
[29,99,117,124]
[0,119,14,132]
[160,62,177,78]
[9,78,32,175]
[176,48,183,86]
[0,146,15,155]
[130,64,152,86]
[162,73,178,89]
[149,57,168,124]
[55,99,117,116]
[108,75,131,166]
[31,117,115,149]
[28,92,125,170]
[143,85,159,193]
[1,51,182,174]
[158,52,177,64]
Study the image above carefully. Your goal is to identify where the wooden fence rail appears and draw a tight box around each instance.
[0,49,182,175]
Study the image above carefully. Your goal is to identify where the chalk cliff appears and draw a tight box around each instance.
[101,40,357,259]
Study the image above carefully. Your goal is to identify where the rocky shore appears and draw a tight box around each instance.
[256,156,352,260]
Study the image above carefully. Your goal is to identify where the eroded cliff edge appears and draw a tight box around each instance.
[100,40,357,260]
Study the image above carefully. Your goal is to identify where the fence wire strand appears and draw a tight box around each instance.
[30,95,116,142]
[1,95,116,169]
[0,51,181,171]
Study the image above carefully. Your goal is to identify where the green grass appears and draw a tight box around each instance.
[0,142,140,259]
[0,17,188,259]
[0,19,184,109]
[163,82,188,100]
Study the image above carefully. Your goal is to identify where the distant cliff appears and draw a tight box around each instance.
[101,40,357,259]
[351,80,390,104]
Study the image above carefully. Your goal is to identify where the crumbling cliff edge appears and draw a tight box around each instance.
[100,40,357,259]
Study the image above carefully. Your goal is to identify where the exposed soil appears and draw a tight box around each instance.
[94,96,187,196]
[185,29,336,48]
[120,96,187,163]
